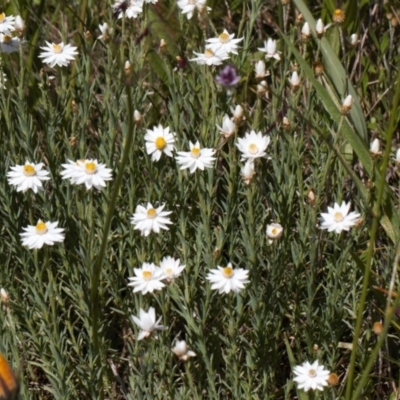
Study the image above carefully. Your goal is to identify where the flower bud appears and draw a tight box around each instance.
[333,9,345,24]
[124,60,131,75]
[257,80,268,96]
[15,15,26,35]
[282,116,291,131]
[241,161,255,185]
[0,288,9,305]
[288,71,301,89]
[254,60,268,79]
[232,105,244,123]
[349,33,358,46]
[370,138,381,156]
[341,94,353,114]
[301,22,311,40]
[134,110,142,124]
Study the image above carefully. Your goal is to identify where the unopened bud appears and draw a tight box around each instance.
[257,80,268,96]
[124,60,131,75]
[370,138,381,156]
[282,116,291,131]
[0,288,9,305]
[232,105,244,123]
[288,71,301,89]
[333,9,345,24]
[134,110,142,124]
[301,22,311,40]
[15,15,26,35]
[84,31,92,40]
[341,95,353,114]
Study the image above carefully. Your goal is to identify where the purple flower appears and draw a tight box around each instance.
[215,64,240,87]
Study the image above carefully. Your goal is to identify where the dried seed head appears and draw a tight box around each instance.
[372,321,383,335]
[84,30,92,40]
[328,373,339,386]
[333,9,345,24]
[295,11,303,25]
[313,61,324,76]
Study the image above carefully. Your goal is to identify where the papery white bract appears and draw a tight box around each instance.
[177,0,211,20]
[319,201,360,234]
[131,202,172,236]
[190,47,230,66]
[172,340,196,361]
[160,256,186,282]
[293,360,330,392]
[7,161,50,193]
[206,262,249,294]
[128,262,165,294]
[0,34,20,54]
[131,307,166,340]
[206,29,243,55]
[236,130,270,161]
[98,23,112,40]
[0,13,15,35]
[39,41,78,67]
[241,161,255,185]
[144,125,176,161]
[60,159,113,190]
[176,141,216,173]
[20,220,65,249]
[258,38,280,60]
[216,114,236,138]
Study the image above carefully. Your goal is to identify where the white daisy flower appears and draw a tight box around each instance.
[131,202,172,236]
[38,41,78,67]
[241,161,255,185]
[190,47,230,66]
[258,38,280,61]
[293,360,330,392]
[319,201,361,234]
[206,29,243,55]
[266,223,283,240]
[160,256,185,282]
[7,161,50,193]
[144,124,176,161]
[20,220,65,249]
[0,13,15,35]
[206,262,249,294]
[177,0,211,20]
[236,130,270,161]
[131,307,166,340]
[172,340,196,361]
[98,23,112,40]
[128,262,165,294]
[60,159,113,190]
[0,34,20,54]
[113,0,144,19]
[216,114,236,138]
[176,141,216,173]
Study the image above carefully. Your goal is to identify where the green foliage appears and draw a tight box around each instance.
[1,0,400,399]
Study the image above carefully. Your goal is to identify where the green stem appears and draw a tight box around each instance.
[345,65,400,399]
[90,83,136,398]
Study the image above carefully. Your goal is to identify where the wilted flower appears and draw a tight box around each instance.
[332,9,345,24]
[131,307,166,340]
[293,360,330,392]
[215,64,240,87]
[258,38,280,61]
[172,340,196,361]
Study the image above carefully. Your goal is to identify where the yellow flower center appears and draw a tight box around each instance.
[219,32,229,43]
[271,228,278,235]
[191,147,200,159]
[333,212,344,222]
[308,369,317,378]
[204,49,214,58]
[84,161,97,175]
[165,268,173,276]
[222,267,234,278]
[147,208,157,219]
[2,35,11,44]
[0,13,5,22]
[52,43,63,54]
[155,136,166,150]
[333,9,345,23]
[35,220,48,235]
[142,270,153,281]
[23,164,36,176]
[248,143,259,155]
[188,0,196,4]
